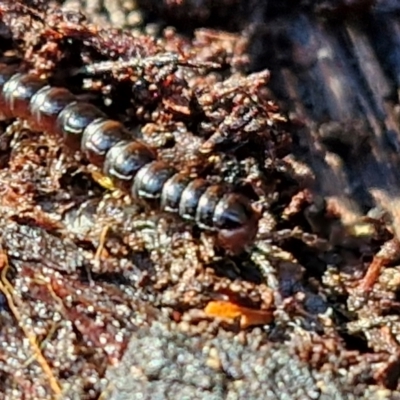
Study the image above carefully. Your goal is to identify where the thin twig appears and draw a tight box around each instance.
[0,251,62,397]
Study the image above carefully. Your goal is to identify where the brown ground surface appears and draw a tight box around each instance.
[1,0,400,399]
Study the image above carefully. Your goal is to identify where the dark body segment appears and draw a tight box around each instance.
[81,119,130,167]
[57,102,107,149]
[0,64,18,119]
[196,185,225,229]
[103,140,157,191]
[179,179,209,221]
[2,73,46,120]
[30,86,76,133]
[161,173,192,213]
[132,161,177,201]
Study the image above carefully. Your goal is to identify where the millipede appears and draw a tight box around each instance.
[0,63,260,253]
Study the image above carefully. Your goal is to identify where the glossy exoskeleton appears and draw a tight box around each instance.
[0,63,259,253]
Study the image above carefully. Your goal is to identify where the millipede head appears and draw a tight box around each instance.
[214,193,260,254]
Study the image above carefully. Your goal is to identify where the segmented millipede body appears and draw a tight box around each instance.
[0,63,260,253]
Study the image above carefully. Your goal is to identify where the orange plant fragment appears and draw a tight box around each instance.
[204,300,273,329]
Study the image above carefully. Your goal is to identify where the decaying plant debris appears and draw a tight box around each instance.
[0,0,399,399]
